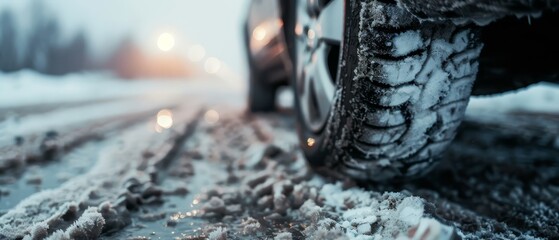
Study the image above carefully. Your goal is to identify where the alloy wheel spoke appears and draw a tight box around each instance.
[317,0,343,43]
[309,44,335,118]
[295,1,311,41]
[295,0,343,133]
[301,69,314,121]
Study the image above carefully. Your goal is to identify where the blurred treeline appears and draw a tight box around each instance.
[0,1,93,75]
[0,1,194,78]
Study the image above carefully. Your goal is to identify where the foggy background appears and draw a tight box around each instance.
[0,0,250,80]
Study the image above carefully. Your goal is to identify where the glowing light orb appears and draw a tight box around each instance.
[252,26,267,41]
[157,33,175,51]
[157,109,174,129]
[307,137,316,147]
[204,57,221,74]
[204,109,220,124]
[187,45,206,62]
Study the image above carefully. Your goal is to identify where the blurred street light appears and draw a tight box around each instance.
[157,109,174,130]
[204,109,220,124]
[157,33,175,51]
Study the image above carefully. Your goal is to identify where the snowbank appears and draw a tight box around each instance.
[468,82,559,114]
[0,70,196,108]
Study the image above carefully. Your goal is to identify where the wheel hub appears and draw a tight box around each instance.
[295,0,344,133]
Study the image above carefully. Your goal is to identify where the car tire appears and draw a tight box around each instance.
[248,65,278,112]
[292,0,483,181]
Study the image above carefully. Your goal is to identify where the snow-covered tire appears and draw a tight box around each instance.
[398,0,559,24]
[296,0,483,181]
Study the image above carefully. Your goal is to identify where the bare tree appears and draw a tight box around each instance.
[0,10,20,72]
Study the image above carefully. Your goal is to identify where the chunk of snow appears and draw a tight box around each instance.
[397,198,424,226]
[315,183,433,239]
[274,232,293,240]
[208,227,227,240]
[393,31,423,56]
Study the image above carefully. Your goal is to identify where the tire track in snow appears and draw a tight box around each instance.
[0,99,183,175]
[0,104,203,239]
[0,140,107,212]
[105,108,235,239]
[0,97,128,122]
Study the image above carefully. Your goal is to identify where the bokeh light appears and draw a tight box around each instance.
[157,109,174,129]
[204,109,220,124]
[204,57,221,74]
[188,45,206,62]
[307,137,315,147]
[157,33,175,51]
[252,25,267,41]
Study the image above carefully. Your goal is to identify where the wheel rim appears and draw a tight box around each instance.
[295,0,344,133]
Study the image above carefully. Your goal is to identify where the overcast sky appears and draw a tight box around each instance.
[0,0,250,78]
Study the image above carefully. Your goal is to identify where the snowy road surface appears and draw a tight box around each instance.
[0,73,558,240]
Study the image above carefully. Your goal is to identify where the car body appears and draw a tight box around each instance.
[245,0,291,87]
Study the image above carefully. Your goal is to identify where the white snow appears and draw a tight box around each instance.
[397,199,423,226]
[300,200,323,223]
[44,207,105,240]
[0,70,244,149]
[0,70,194,108]
[357,223,372,234]
[375,55,426,86]
[274,232,293,240]
[240,217,261,235]
[0,104,199,239]
[393,31,423,56]
[208,227,228,240]
[315,183,436,239]
[1,98,171,139]
[468,82,559,114]
[276,86,295,109]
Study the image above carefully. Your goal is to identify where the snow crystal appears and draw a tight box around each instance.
[378,159,391,167]
[393,31,423,56]
[397,198,424,226]
[303,218,348,240]
[208,227,228,240]
[40,207,104,240]
[311,183,441,239]
[300,200,323,223]
[319,183,378,210]
[21,222,49,240]
[374,55,426,86]
[343,208,378,224]
[357,224,372,234]
[62,208,105,240]
[274,232,293,240]
[240,217,261,235]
